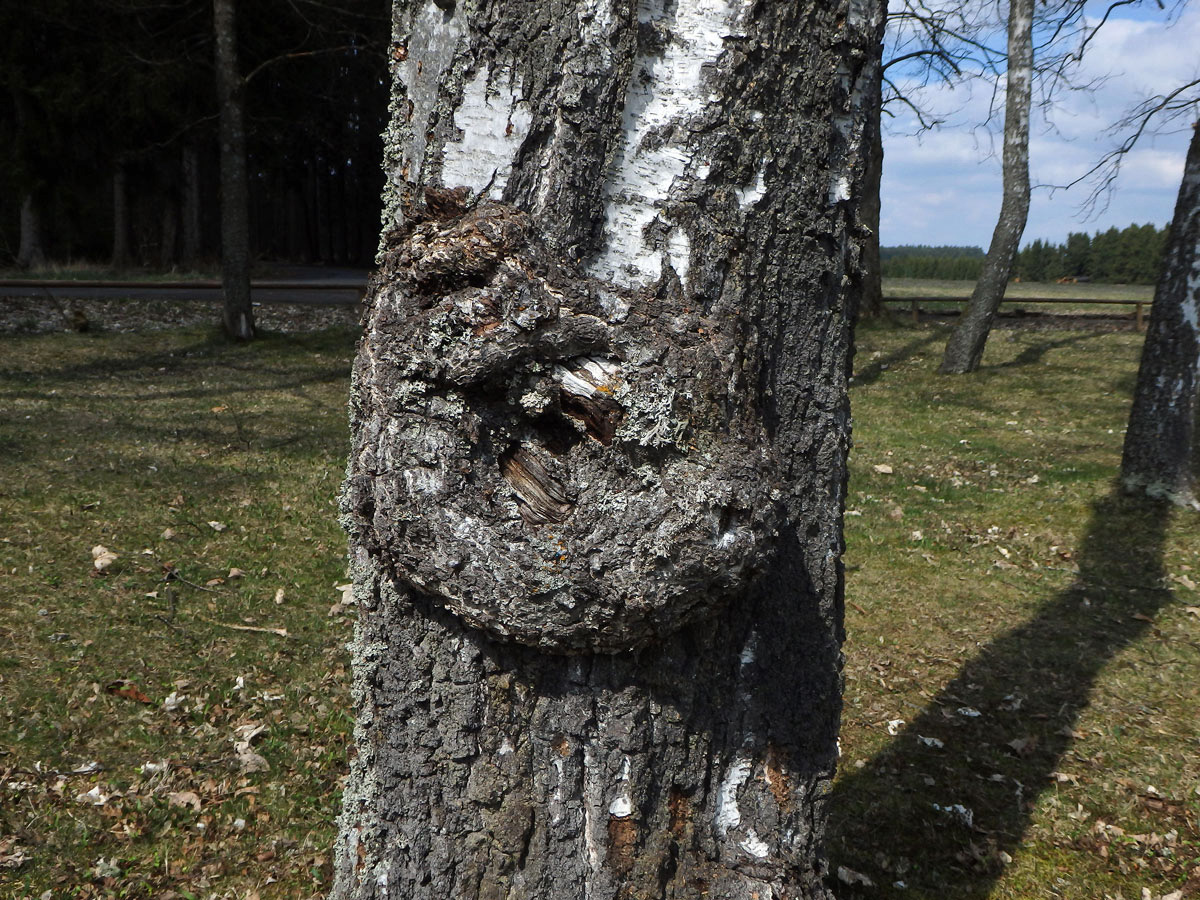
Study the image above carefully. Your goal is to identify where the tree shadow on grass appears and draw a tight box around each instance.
[852,330,942,387]
[994,331,1108,369]
[828,489,1177,897]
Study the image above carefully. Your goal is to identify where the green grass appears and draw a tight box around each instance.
[1,316,1197,899]
[0,325,359,898]
[832,319,1200,899]
[883,277,1155,302]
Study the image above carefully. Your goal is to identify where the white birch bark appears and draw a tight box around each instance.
[335,1,885,897]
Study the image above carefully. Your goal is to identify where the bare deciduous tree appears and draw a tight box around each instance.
[940,0,1034,374]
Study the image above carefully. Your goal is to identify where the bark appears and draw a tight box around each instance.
[182,144,203,266]
[939,0,1033,374]
[213,0,255,340]
[112,165,131,269]
[334,1,884,898]
[859,103,885,320]
[16,192,46,269]
[1120,122,1200,509]
[160,192,180,269]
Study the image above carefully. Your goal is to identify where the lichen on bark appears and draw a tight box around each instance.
[343,195,782,652]
[334,1,885,897]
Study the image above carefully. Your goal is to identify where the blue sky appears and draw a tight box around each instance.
[880,1,1200,248]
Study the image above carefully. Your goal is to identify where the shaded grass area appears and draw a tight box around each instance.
[833,321,1200,899]
[1,317,1197,899]
[0,262,222,282]
[1,325,360,898]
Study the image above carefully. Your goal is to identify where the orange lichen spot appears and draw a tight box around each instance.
[607,815,639,875]
[668,787,691,836]
[551,736,571,758]
[764,743,792,812]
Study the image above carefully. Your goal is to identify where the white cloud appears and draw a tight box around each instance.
[881,1,1200,248]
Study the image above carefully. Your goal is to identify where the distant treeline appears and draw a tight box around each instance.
[880,246,984,280]
[881,224,1169,283]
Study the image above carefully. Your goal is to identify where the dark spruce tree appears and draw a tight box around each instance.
[1120,123,1200,510]
[332,1,885,897]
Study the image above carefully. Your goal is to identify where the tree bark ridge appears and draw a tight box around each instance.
[334,1,884,897]
[1120,122,1200,509]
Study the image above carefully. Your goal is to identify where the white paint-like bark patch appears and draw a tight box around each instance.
[739,828,770,858]
[739,633,757,667]
[399,4,466,183]
[608,755,634,818]
[589,0,739,288]
[550,756,565,825]
[667,228,691,282]
[582,744,602,886]
[499,737,515,756]
[828,174,851,204]
[714,756,752,834]
[736,168,766,208]
[441,67,532,197]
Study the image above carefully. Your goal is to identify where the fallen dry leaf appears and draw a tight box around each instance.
[91,545,118,571]
[167,790,201,812]
[208,520,228,532]
[104,680,152,704]
[837,866,875,888]
[1008,736,1038,756]
[873,464,894,475]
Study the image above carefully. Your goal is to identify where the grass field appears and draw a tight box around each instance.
[1,316,1197,899]
[882,278,1155,302]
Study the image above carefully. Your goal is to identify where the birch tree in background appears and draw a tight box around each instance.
[1121,121,1200,509]
[332,0,884,897]
[940,0,1033,374]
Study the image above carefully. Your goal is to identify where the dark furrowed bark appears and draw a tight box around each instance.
[334,1,884,897]
[1120,122,1200,509]
[214,0,255,341]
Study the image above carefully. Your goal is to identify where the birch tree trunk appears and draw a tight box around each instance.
[334,1,884,898]
[939,0,1032,374]
[213,0,255,340]
[1120,122,1200,509]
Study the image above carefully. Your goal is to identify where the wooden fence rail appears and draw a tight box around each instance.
[884,295,1149,330]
